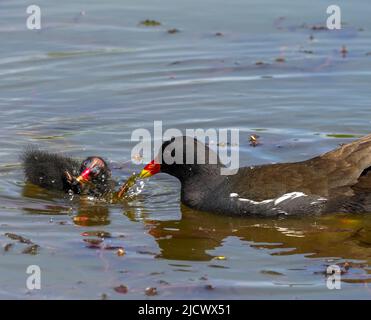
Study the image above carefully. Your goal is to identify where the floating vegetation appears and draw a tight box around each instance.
[310,24,327,31]
[150,271,164,276]
[251,128,267,132]
[169,61,181,66]
[260,270,284,276]
[207,264,229,269]
[340,45,348,57]
[140,19,161,27]
[275,57,286,63]
[4,233,40,254]
[5,233,33,244]
[298,23,327,31]
[326,134,361,139]
[22,244,39,255]
[315,261,365,276]
[215,32,223,37]
[31,135,67,140]
[81,231,111,238]
[137,250,157,255]
[255,61,265,66]
[3,243,13,252]
[145,287,158,296]
[249,134,260,147]
[117,248,125,256]
[167,28,180,34]
[114,285,128,294]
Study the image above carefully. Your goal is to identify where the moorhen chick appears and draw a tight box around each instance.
[139,135,371,216]
[22,149,113,197]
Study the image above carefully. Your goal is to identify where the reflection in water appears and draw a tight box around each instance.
[22,183,110,226]
[21,183,73,215]
[22,181,371,267]
[21,182,371,284]
[73,201,110,227]
[144,205,371,267]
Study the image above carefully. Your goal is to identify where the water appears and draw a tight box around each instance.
[1,0,371,299]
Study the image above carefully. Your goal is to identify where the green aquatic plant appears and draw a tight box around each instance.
[140,19,161,27]
[326,134,362,138]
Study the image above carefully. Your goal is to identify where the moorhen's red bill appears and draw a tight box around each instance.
[140,135,371,216]
[22,149,113,197]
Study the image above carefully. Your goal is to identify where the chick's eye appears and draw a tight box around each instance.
[90,166,100,175]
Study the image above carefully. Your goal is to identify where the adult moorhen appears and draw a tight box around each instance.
[22,149,113,197]
[139,135,371,216]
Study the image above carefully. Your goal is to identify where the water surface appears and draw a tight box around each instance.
[1,0,371,299]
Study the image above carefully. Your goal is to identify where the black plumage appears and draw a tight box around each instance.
[143,135,371,216]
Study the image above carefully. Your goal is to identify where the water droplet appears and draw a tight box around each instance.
[68,189,74,200]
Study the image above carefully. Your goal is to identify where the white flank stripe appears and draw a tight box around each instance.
[274,192,307,205]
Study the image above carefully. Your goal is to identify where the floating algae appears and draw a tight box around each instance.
[5,233,33,244]
[326,133,362,139]
[139,19,161,27]
[114,285,128,294]
[249,134,260,147]
[167,28,180,34]
[22,244,39,255]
